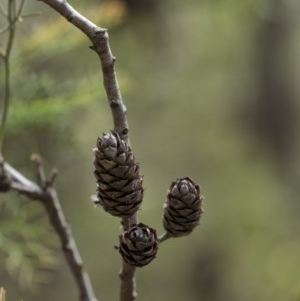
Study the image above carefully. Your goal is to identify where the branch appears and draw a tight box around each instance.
[0,2,7,17]
[158,232,171,243]
[119,262,137,301]
[119,217,138,301]
[43,187,98,301]
[37,0,129,140]
[1,160,98,301]
[37,1,137,300]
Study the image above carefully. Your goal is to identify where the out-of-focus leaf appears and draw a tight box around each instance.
[0,200,58,290]
[7,76,105,131]
[20,1,127,56]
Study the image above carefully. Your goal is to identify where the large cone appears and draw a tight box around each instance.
[118,223,158,267]
[94,132,143,217]
[163,177,204,237]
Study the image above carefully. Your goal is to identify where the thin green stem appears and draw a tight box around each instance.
[0,55,10,152]
[0,16,21,34]
[0,47,5,58]
[16,0,26,18]
[0,2,8,17]
[0,0,24,154]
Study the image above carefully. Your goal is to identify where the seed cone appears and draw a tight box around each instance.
[93,132,143,217]
[163,177,204,237]
[118,223,159,267]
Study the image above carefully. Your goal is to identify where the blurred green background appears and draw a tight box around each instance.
[1,0,300,300]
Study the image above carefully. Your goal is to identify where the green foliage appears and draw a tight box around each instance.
[2,0,300,301]
[7,76,103,132]
[0,0,129,294]
[0,198,57,289]
[1,0,129,137]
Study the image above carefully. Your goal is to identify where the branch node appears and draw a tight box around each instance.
[110,99,120,109]
[67,13,73,22]
[93,27,107,37]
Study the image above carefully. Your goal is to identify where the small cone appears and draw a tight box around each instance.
[118,223,159,267]
[93,132,143,217]
[163,177,204,237]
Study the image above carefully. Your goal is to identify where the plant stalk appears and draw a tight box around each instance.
[0,0,25,153]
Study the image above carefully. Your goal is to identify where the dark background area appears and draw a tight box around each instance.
[1,0,300,300]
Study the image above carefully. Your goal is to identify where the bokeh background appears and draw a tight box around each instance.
[1,0,300,300]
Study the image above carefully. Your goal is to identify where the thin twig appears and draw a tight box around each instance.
[0,0,25,153]
[3,161,40,193]
[37,0,129,140]
[158,232,171,243]
[43,187,98,301]
[37,1,137,300]
[119,216,138,301]
[0,25,10,34]
[0,15,23,34]
[0,8,40,34]
[46,168,59,187]
[20,11,42,19]
[30,153,47,188]
[16,0,26,20]
[2,161,98,301]
[0,0,15,152]
[0,2,7,17]
[119,262,137,301]
[0,47,5,58]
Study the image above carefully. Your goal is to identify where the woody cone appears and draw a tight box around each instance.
[163,177,204,237]
[94,132,143,217]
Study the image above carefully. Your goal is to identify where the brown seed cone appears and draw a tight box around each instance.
[163,177,204,237]
[93,132,143,217]
[118,223,159,267]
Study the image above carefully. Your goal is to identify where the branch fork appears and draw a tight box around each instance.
[0,155,98,301]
